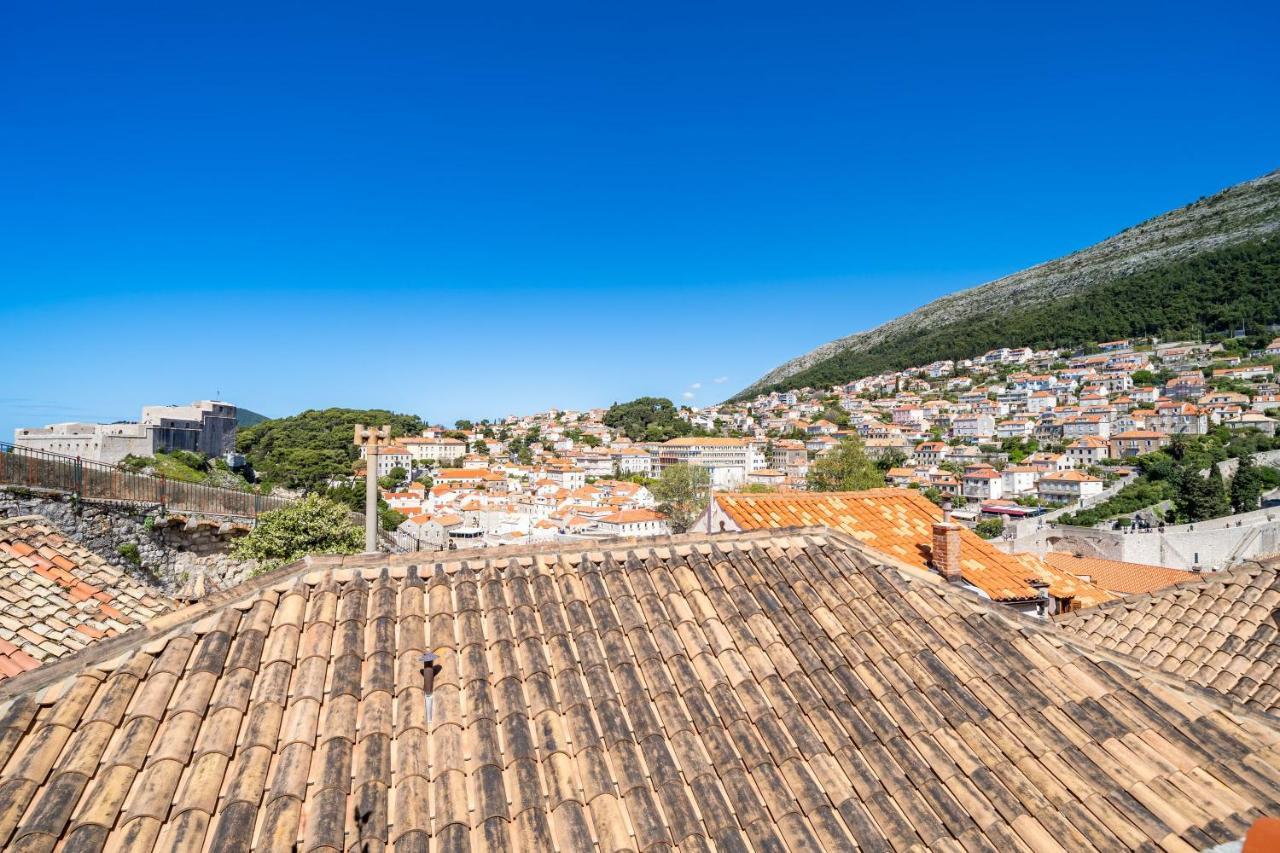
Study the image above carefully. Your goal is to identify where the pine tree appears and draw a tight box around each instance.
[1205,465,1231,520]
[1230,454,1263,514]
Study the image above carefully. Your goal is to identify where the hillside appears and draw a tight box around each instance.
[735,168,1280,398]
[236,408,270,428]
[236,407,428,489]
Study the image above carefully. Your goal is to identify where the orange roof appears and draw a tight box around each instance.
[600,509,667,524]
[435,468,503,481]
[1040,470,1102,482]
[714,489,1112,606]
[1041,552,1198,595]
[662,437,748,447]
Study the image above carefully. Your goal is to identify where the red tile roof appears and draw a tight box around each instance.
[1042,552,1198,595]
[0,516,173,681]
[713,489,1112,606]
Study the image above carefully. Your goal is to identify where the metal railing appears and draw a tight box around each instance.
[0,442,294,521]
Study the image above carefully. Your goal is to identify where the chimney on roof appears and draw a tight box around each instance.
[930,511,963,584]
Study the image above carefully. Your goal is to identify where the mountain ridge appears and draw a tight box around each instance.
[734,168,1280,399]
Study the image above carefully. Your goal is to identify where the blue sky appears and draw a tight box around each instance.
[2,1,1277,437]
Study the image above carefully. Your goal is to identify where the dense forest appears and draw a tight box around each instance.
[741,237,1280,397]
[236,407,428,489]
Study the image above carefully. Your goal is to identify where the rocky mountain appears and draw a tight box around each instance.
[735,168,1280,399]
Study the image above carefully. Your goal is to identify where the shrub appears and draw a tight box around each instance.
[118,455,149,473]
[117,542,142,567]
[233,494,364,575]
[975,518,1004,540]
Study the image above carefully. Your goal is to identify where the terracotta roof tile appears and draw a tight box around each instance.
[1043,552,1199,595]
[1056,556,1280,713]
[715,489,1112,607]
[0,530,1275,849]
[0,516,174,681]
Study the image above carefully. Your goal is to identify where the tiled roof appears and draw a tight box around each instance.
[714,490,1112,606]
[1056,557,1280,714]
[1043,552,1199,595]
[0,516,173,680]
[1,529,1279,850]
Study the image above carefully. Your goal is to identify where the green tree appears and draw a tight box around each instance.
[1230,454,1263,514]
[1173,463,1230,523]
[232,494,364,575]
[236,408,428,489]
[378,469,407,490]
[603,397,692,442]
[807,437,885,492]
[975,518,1004,540]
[651,464,711,533]
[875,449,908,472]
[1206,465,1231,519]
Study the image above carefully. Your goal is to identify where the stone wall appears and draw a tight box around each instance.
[1215,448,1280,478]
[1002,506,1280,571]
[0,488,257,596]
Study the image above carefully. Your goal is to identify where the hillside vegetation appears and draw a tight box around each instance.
[236,407,428,489]
[736,168,1280,398]
[603,397,693,442]
[748,236,1280,394]
[236,408,270,428]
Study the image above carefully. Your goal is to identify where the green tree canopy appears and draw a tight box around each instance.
[651,464,710,533]
[232,494,364,574]
[1230,454,1263,514]
[807,437,885,492]
[603,397,692,442]
[236,408,428,489]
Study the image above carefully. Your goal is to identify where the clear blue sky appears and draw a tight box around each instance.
[2,1,1277,437]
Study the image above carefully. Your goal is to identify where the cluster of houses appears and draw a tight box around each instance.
[354,336,1278,548]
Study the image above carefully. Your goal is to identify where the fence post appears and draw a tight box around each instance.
[158,474,167,515]
[73,456,83,501]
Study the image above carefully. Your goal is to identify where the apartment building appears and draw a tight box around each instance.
[649,437,766,488]
[399,435,467,464]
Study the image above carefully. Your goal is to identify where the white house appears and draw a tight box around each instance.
[1000,466,1040,497]
[1065,436,1110,467]
[961,468,1003,501]
[595,509,670,538]
[1037,470,1105,504]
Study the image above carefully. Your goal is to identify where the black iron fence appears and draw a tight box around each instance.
[0,442,293,521]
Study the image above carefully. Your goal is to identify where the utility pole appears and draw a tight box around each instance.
[355,424,391,553]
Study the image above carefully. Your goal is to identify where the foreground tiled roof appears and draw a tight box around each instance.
[1043,552,1199,595]
[1056,557,1280,714]
[0,530,1278,850]
[0,516,173,680]
[714,489,1112,607]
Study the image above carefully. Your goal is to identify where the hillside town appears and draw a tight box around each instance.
[336,336,1280,553]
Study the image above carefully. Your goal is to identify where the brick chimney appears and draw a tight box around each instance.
[931,516,963,583]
